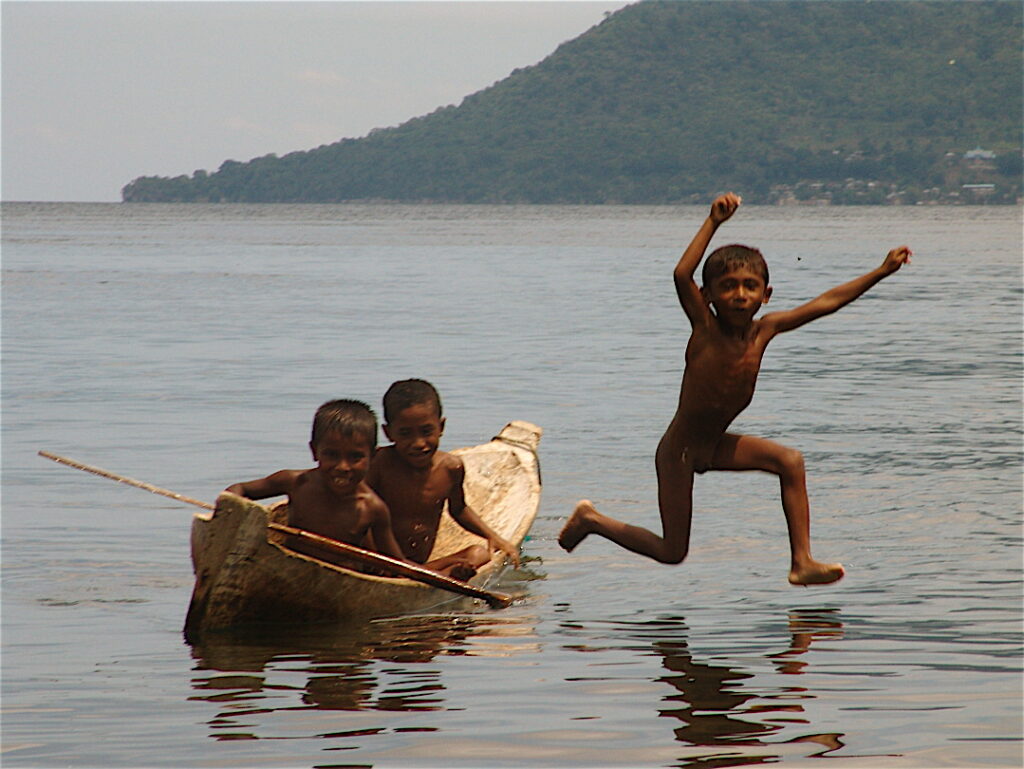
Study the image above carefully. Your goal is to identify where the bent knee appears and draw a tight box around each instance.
[655,543,689,565]
[466,544,491,567]
[776,447,805,478]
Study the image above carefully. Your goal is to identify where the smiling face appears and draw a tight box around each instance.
[702,265,772,327]
[383,401,445,471]
[309,428,372,498]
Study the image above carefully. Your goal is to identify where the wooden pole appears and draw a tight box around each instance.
[269,522,513,608]
[39,450,214,510]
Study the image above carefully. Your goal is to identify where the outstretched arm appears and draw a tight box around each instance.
[450,504,521,567]
[447,463,521,567]
[225,470,299,500]
[674,193,741,326]
[764,246,912,335]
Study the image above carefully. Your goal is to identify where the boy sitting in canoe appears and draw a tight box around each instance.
[367,379,521,580]
[224,399,411,567]
[559,193,912,585]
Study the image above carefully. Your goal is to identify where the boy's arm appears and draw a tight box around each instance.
[674,193,741,326]
[447,462,521,567]
[224,469,298,500]
[764,246,911,336]
[368,500,414,563]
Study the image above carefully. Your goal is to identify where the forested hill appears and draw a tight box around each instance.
[123,0,1022,205]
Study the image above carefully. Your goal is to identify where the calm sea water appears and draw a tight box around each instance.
[2,202,1021,768]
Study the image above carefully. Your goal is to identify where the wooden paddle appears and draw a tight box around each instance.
[266,522,513,608]
[38,450,515,609]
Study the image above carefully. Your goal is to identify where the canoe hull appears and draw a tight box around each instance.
[184,421,541,640]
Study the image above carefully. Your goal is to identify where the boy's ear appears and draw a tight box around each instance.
[308,440,318,460]
[762,285,773,304]
[700,285,711,304]
[382,423,393,442]
[439,416,446,435]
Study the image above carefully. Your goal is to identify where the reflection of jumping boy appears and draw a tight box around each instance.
[559,193,911,585]
[368,379,520,580]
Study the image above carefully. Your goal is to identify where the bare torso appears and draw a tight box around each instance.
[368,448,458,563]
[664,319,771,471]
[287,470,378,547]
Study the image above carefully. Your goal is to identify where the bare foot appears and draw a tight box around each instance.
[448,563,477,582]
[789,560,845,586]
[558,501,596,552]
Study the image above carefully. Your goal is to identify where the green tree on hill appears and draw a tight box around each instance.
[123,0,1022,205]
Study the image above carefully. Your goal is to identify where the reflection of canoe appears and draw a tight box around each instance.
[189,612,543,722]
[183,421,542,641]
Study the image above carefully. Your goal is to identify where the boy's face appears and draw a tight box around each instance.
[702,266,772,324]
[383,402,445,470]
[309,428,372,497]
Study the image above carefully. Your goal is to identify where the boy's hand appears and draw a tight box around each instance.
[710,192,741,225]
[490,535,521,568]
[882,245,912,274]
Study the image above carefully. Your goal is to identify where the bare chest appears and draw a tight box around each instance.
[683,332,767,413]
[288,485,366,545]
[382,471,448,517]
[692,331,763,376]
[381,471,448,547]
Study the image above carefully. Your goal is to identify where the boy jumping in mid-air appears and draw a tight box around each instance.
[368,379,520,580]
[559,193,911,585]
[225,399,410,566]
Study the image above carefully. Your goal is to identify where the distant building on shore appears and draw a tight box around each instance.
[963,147,996,160]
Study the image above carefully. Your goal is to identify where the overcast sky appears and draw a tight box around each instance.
[2,1,630,202]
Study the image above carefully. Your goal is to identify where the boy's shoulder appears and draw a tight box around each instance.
[355,481,388,514]
[369,445,402,474]
[434,449,464,473]
[434,451,468,495]
[690,314,775,347]
[269,467,313,492]
[286,468,332,506]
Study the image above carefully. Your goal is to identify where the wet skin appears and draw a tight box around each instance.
[224,428,408,563]
[560,192,911,586]
[369,402,519,577]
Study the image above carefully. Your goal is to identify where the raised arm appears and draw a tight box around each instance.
[764,246,912,335]
[674,193,741,326]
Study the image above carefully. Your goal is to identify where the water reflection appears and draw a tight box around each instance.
[659,609,844,767]
[564,608,845,768]
[188,611,538,741]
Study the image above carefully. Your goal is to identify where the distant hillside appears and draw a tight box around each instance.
[123,0,1022,205]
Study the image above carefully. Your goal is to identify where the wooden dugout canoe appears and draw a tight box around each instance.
[183,421,542,641]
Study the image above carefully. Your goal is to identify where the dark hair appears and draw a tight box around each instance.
[701,244,769,286]
[383,379,442,423]
[310,399,378,450]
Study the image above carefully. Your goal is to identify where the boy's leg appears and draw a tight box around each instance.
[710,433,844,585]
[559,442,694,564]
[425,544,490,580]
